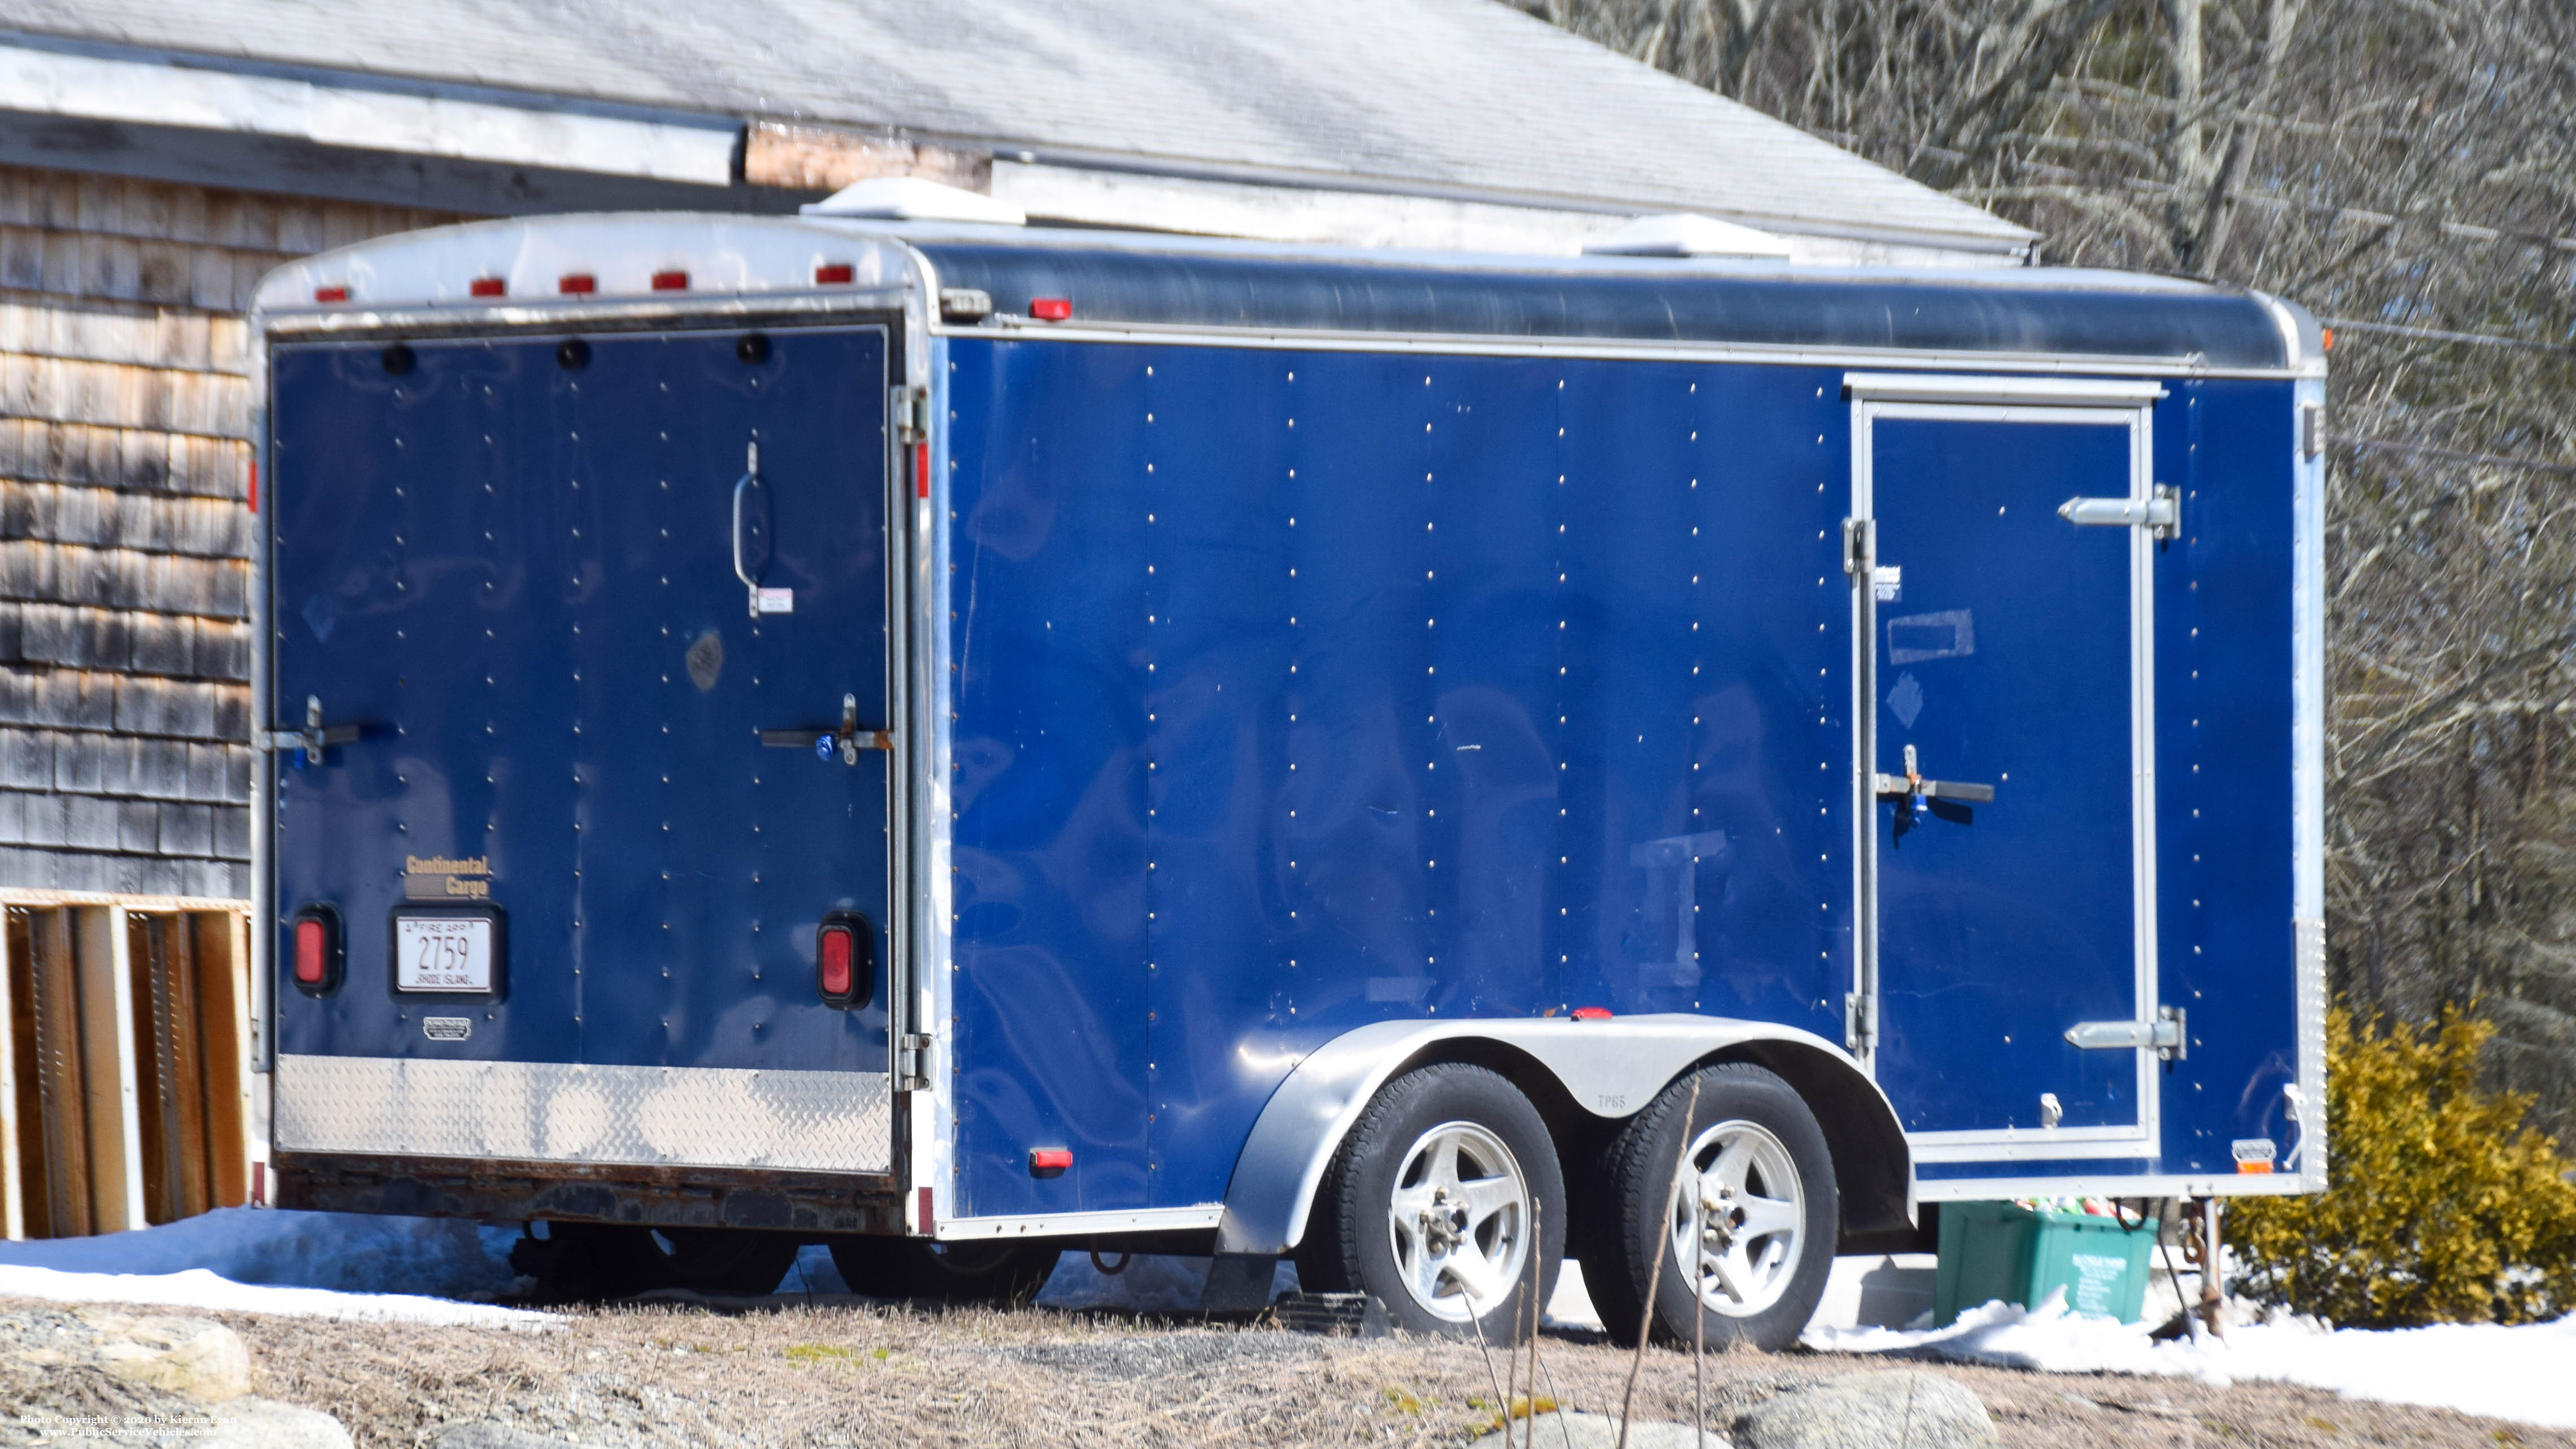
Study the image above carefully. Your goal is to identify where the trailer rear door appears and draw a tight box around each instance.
[267,324,899,1175]
[1847,376,2169,1166]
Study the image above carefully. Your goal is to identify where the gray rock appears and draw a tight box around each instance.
[1731,1371,1995,1449]
[200,1397,356,1449]
[1463,1410,1725,1449]
[434,1424,592,1449]
[81,1311,253,1403]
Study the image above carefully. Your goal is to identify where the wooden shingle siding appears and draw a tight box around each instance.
[0,167,460,900]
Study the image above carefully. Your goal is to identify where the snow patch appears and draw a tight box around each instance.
[1808,1290,2576,1430]
[0,1208,546,1326]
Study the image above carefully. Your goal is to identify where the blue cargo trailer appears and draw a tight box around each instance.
[248,212,2325,1343]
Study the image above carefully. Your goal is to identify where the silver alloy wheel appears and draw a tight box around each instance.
[1668,1118,1806,1317]
[1386,1119,1533,1322]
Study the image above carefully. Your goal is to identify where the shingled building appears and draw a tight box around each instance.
[0,0,2027,1235]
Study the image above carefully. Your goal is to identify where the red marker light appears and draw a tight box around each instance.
[818,922,855,999]
[294,918,328,985]
[1029,1149,1074,1172]
[246,457,258,514]
[915,440,930,500]
[470,277,506,298]
[1030,297,1072,322]
[558,273,597,295]
[313,285,348,303]
[815,262,855,285]
[1571,1006,1614,1020]
[651,270,689,292]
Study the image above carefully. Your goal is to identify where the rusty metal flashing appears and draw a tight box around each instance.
[275,1151,905,1235]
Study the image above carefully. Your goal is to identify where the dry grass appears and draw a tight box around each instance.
[71,1296,2563,1449]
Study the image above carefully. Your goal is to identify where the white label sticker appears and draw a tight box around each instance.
[423,1017,473,1041]
[1872,565,1903,602]
[756,587,795,614]
[397,916,493,992]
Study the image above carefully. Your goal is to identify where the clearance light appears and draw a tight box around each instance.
[1029,1149,1074,1174]
[558,273,597,295]
[819,922,854,997]
[651,270,689,291]
[815,262,855,285]
[294,920,325,984]
[1030,297,1072,321]
[291,908,340,996]
[1571,1006,1614,1020]
[816,914,871,1008]
[470,277,506,298]
[313,286,348,303]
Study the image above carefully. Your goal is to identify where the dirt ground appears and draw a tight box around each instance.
[34,1295,2549,1449]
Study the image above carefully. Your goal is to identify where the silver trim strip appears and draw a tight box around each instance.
[942,319,2303,381]
[1917,1171,2314,1201]
[273,1055,894,1173]
[938,1205,1225,1242]
[1844,373,2168,405]
[2292,367,2330,1192]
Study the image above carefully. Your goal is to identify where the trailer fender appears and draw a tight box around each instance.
[1214,1015,1912,1255]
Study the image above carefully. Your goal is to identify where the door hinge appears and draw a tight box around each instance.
[2057,484,2180,541]
[894,384,932,445]
[896,1032,934,1089]
[1840,516,1875,576]
[1844,990,1872,1054]
[2064,1004,2188,1061]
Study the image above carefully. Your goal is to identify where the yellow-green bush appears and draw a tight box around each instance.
[2232,1006,2576,1327]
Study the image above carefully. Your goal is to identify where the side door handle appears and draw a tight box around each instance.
[758,693,894,765]
[731,440,769,618]
[2058,484,2179,541]
[1874,743,1996,806]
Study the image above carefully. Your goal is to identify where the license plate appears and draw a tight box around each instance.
[396,915,494,993]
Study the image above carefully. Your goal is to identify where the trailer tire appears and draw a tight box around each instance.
[1300,1062,1563,1342]
[826,1236,1058,1305]
[1577,1062,1836,1352]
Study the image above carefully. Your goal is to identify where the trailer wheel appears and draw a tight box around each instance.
[1578,1062,1837,1351]
[1302,1063,1563,1341]
[826,1236,1057,1305]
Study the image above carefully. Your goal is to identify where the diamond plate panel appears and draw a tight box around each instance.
[274,1056,893,1172]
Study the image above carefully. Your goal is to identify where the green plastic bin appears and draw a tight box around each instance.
[1934,1201,2158,1325]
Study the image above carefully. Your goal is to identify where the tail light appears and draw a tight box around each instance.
[815,262,855,285]
[313,285,349,304]
[291,907,342,997]
[816,913,873,1009]
[1029,297,1072,321]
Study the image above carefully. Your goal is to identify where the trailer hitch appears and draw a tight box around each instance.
[259,695,369,767]
[759,693,893,765]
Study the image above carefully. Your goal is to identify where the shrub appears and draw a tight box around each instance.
[2231,1006,2576,1327]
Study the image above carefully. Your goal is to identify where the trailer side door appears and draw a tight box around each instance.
[1845,374,2172,1166]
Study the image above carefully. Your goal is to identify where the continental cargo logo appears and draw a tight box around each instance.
[405,855,492,900]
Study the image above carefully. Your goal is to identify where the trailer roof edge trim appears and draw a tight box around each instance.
[254,214,2311,374]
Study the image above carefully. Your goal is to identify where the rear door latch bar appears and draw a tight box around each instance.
[759,693,894,765]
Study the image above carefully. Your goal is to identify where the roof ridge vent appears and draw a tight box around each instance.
[1584,213,1792,259]
[803,177,1026,225]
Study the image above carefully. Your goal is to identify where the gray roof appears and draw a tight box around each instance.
[5,0,2032,253]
